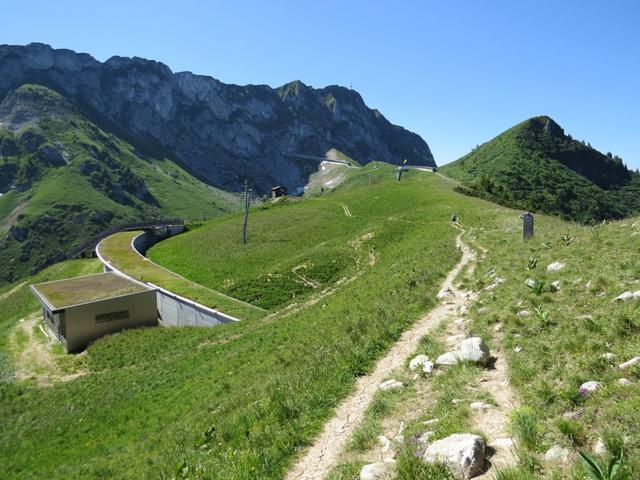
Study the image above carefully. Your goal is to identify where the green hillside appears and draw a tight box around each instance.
[441,116,640,224]
[0,84,240,285]
[1,169,640,478]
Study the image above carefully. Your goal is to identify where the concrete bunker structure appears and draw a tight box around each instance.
[30,272,158,352]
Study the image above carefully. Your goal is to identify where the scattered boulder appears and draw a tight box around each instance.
[469,401,492,411]
[493,323,503,332]
[619,356,640,369]
[514,346,523,353]
[618,378,632,387]
[516,310,531,319]
[579,381,601,396]
[525,278,536,288]
[437,288,455,300]
[436,338,490,366]
[360,461,395,480]
[422,361,435,374]
[457,337,490,365]
[477,307,490,314]
[436,351,460,366]
[547,261,566,272]
[421,433,485,479]
[409,354,430,371]
[485,277,504,291]
[551,280,561,290]
[491,437,514,449]
[544,445,570,464]
[613,291,637,302]
[379,379,404,392]
[378,435,392,453]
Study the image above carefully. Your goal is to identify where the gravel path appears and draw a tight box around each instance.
[285,228,476,480]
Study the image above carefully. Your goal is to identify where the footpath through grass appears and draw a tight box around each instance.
[98,231,265,321]
[0,166,501,479]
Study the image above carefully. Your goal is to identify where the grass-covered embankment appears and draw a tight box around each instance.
[98,230,266,321]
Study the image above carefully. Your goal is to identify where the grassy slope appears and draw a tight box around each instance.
[461,214,640,478]
[0,166,494,479]
[148,163,412,311]
[0,84,240,284]
[2,168,640,478]
[440,116,640,224]
[98,231,265,320]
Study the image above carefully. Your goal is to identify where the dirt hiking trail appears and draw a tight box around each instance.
[285,228,477,480]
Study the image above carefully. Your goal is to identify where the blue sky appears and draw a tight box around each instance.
[3,0,639,167]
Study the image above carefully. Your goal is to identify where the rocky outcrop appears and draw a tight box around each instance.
[0,43,436,193]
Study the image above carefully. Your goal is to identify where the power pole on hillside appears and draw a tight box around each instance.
[242,180,250,244]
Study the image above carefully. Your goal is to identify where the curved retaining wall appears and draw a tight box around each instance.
[96,226,239,328]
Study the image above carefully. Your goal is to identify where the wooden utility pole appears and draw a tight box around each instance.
[242,180,250,244]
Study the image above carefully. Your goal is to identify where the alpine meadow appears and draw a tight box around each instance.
[1,4,640,480]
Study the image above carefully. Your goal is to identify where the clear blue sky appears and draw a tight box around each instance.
[3,0,639,168]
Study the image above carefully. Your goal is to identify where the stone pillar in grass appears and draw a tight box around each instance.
[521,211,534,240]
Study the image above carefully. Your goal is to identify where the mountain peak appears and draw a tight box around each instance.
[519,115,565,137]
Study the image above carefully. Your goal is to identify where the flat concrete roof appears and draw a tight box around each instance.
[31,272,152,311]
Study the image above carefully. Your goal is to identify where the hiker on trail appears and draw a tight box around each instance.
[451,213,458,223]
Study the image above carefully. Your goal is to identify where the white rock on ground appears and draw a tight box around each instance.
[551,280,561,290]
[547,261,566,272]
[477,307,490,314]
[437,288,455,299]
[409,354,430,371]
[484,277,504,291]
[618,378,633,387]
[421,433,485,479]
[491,437,514,449]
[614,291,636,302]
[436,351,460,366]
[544,445,570,464]
[594,438,607,455]
[360,461,395,480]
[457,337,490,365]
[379,379,404,392]
[602,352,617,360]
[493,323,503,332]
[516,310,531,318]
[378,435,392,453]
[514,346,523,353]
[469,401,492,411]
[422,361,435,374]
[525,278,536,287]
[619,356,640,369]
[436,337,491,366]
[579,381,601,395]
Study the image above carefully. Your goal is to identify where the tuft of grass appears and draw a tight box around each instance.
[509,407,542,452]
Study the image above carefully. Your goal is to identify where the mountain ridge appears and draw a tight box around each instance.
[0,43,436,193]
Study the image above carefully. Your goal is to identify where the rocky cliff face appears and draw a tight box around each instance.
[0,43,435,192]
